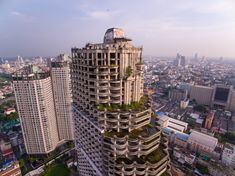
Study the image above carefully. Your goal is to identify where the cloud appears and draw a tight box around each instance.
[176,0,235,15]
[11,11,22,16]
[11,11,34,22]
[86,9,120,20]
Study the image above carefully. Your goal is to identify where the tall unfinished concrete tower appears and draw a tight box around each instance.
[71,28,171,176]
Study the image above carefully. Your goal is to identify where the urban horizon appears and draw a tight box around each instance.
[1,0,235,58]
[1,1,235,176]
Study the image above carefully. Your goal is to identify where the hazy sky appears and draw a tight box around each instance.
[1,0,235,58]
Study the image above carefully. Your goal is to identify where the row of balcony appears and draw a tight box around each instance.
[113,146,169,176]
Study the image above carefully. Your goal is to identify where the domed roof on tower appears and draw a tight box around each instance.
[103,28,132,43]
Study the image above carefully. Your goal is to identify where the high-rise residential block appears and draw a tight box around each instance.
[50,54,74,141]
[13,55,73,154]
[71,28,171,176]
[13,66,59,154]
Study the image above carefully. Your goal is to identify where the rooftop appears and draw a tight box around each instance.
[12,65,50,80]
[103,28,131,44]
[188,130,218,149]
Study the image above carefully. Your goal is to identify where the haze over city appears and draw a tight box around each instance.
[1,0,235,176]
[1,0,235,58]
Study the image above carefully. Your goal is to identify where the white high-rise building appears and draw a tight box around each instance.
[50,54,74,141]
[13,66,59,154]
[13,57,74,154]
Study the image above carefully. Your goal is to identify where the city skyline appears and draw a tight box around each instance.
[1,0,235,58]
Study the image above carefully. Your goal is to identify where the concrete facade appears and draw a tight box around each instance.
[190,85,213,105]
[71,28,171,176]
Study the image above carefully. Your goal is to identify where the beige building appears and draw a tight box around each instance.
[71,28,171,176]
[190,85,213,105]
[13,66,60,154]
[168,88,187,102]
[51,54,73,141]
[190,84,235,112]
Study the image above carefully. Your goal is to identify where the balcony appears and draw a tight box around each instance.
[98,91,110,96]
[99,96,109,103]
[98,71,109,75]
[134,114,151,123]
[110,99,120,104]
[119,118,129,123]
[107,121,118,128]
[110,93,120,98]
[110,86,121,90]
[106,117,118,123]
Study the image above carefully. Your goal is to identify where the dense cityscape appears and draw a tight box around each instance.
[0,28,234,176]
[1,1,235,176]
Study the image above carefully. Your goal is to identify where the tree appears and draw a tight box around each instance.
[224,132,235,145]
[125,66,132,77]
[7,112,18,119]
[193,104,208,113]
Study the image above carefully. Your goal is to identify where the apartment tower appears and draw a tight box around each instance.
[50,54,74,141]
[13,55,73,154]
[13,66,59,154]
[71,28,171,176]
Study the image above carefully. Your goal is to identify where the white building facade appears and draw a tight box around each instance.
[51,54,74,141]
[222,143,235,168]
[13,66,59,154]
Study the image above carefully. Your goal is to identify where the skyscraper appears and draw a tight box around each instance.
[174,53,186,67]
[50,54,74,141]
[13,55,73,154]
[71,28,171,176]
[13,66,60,154]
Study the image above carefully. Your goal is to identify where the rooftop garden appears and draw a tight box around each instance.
[97,95,149,112]
[160,172,171,176]
[104,122,159,139]
[104,129,129,138]
[141,146,166,163]
[115,146,166,164]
